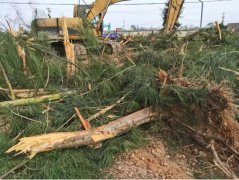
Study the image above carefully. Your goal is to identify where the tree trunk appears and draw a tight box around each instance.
[6,107,156,159]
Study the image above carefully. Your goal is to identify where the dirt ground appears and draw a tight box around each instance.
[104,136,194,179]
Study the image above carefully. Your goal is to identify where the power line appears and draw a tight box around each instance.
[0,2,76,5]
[0,0,238,6]
[115,0,239,5]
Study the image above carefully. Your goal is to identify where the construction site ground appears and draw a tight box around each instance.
[1,27,239,179]
[104,134,224,179]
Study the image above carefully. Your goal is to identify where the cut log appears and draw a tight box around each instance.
[6,107,156,159]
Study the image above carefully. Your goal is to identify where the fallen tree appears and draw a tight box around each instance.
[5,69,239,178]
[157,69,239,178]
[6,107,156,159]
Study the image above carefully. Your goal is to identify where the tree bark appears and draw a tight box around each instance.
[6,107,156,159]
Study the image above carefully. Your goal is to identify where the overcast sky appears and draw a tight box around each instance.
[0,0,239,30]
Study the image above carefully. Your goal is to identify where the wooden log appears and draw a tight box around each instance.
[6,107,156,159]
[0,90,81,108]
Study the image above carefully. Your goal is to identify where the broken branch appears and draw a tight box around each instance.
[75,107,92,130]
[0,62,15,100]
[87,94,127,122]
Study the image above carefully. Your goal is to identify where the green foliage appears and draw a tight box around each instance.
[78,21,100,54]
[160,85,209,108]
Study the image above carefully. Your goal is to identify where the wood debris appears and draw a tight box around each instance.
[75,107,92,130]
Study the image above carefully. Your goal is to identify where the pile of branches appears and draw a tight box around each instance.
[157,69,239,178]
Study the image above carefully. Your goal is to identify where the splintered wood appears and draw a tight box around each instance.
[16,45,27,75]
[62,17,76,80]
[7,23,28,76]
[215,21,222,40]
[6,108,156,159]
[75,107,92,130]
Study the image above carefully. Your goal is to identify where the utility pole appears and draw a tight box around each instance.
[123,20,125,30]
[199,0,204,28]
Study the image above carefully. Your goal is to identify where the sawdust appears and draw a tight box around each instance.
[105,136,193,179]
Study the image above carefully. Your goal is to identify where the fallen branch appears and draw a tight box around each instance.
[0,88,47,98]
[219,67,239,76]
[57,94,127,131]
[75,107,92,130]
[56,114,76,131]
[87,94,127,122]
[0,90,81,108]
[0,62,15,100]
[6,107,156,159]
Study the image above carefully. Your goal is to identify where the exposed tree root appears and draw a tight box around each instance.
[157,69,239,178]
[210,140,238,179]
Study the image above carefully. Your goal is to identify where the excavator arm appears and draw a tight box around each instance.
[32,0,184,45]
[86,0,184,34]
[86,0,128,36]
[86,0,128,21]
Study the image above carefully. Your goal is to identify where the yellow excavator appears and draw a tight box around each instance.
[32,0,184,56]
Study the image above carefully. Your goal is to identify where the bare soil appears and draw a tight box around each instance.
[105,136,193,179]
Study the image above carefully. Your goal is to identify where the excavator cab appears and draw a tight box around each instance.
[73,5,92,19]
